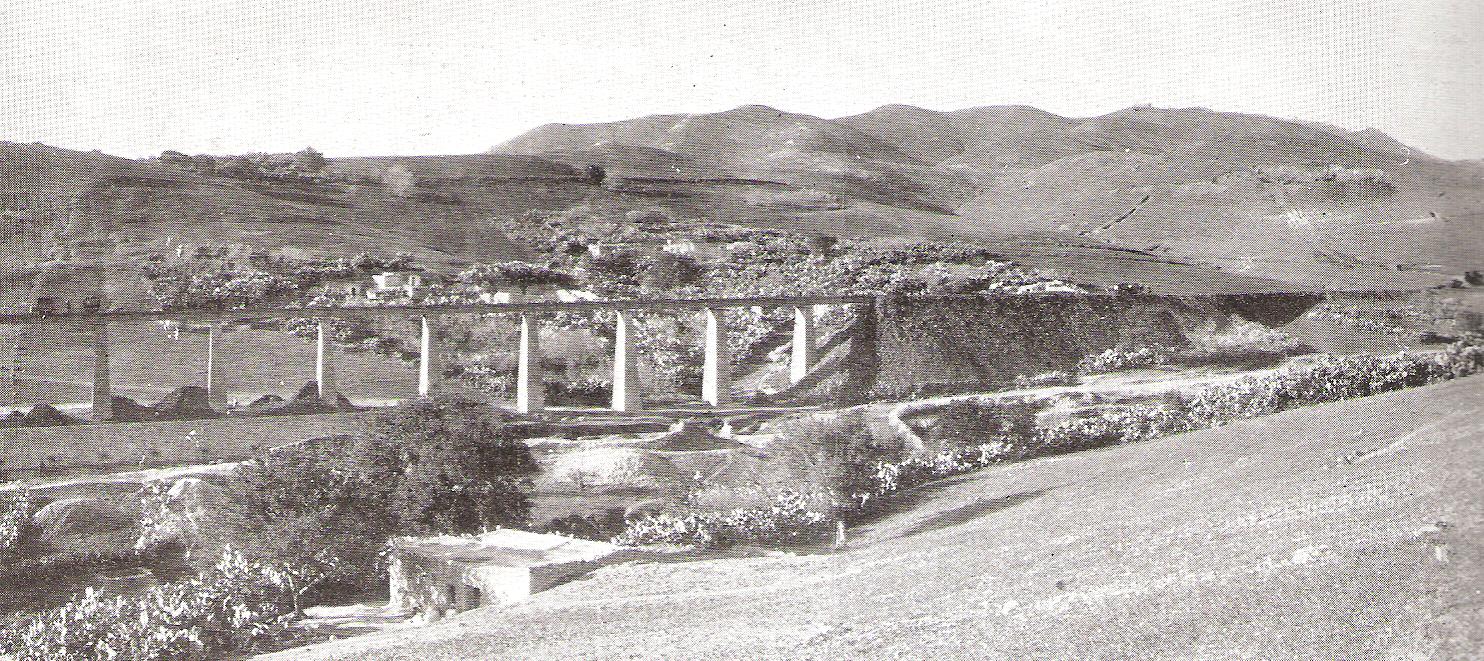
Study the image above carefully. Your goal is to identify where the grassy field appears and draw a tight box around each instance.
[1,318,421,408]
[0,411,374,481]
[260,374,1484,660]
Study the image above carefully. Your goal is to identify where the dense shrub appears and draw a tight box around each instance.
[0,549,329,661]
[613,491,832,547]
[200,397,538,589]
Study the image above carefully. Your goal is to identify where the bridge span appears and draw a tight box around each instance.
[1,294,880,421]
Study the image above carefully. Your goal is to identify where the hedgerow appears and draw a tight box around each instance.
[616,340,1484,549]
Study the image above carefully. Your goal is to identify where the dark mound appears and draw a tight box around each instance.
[105,395,154,422]
[277,381,357,414]
[19,403,76,427]
[153,386,220,420]
[245,394,286,414]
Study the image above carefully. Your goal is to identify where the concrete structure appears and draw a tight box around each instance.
[6,294,876,418]
[206,324,227,410]
[516,314,544,413]
[612,310,642,412]
[316,319,336,399]
[388,529,623,619]
[367,272,424,300]
[418,316,439,398]
[790,305,814,384]
[662,239,698,255]
[91,319,111,421]
[702,307,731,406]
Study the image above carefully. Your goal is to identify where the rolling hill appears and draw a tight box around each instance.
[4,103,1482,307]
[499,104,1484,289]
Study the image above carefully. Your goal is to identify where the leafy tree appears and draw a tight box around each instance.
[158,150,192,169]
[292,146,327,175]
[355,397,538,532]
[201,397,537,588]
[806,234,838,256]
[382,164,416,197]
[584,164,606,184]
[587,250,643,286]
[642,252,702,290]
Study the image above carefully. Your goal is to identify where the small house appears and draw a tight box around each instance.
[662,239,698,255]
[367,271,425,300]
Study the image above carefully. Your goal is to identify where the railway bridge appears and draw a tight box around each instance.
[1,295,876,421]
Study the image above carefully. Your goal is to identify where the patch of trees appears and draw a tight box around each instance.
[158,147,330,184]
[457,261,577,295]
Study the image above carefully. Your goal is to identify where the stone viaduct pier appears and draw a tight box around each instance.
[1,295,875,421]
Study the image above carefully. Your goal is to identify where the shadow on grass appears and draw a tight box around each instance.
[897,487,1054,539]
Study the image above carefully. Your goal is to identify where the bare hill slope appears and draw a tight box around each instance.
[261,374,1484,660]
[6,103,1481,294]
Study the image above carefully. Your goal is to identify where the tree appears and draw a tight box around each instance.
[159,150,192,169]
[357,397,538,532]
[201,397,537,589]
[642,252,702,290]
[292,146,327,175]
[587,250,643,286]
[459,261,576,295]
[382,164,416,197]
[806,234,838,256]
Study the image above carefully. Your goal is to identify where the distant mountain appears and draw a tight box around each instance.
[4,102,1480,300]
[497,103,1484,287]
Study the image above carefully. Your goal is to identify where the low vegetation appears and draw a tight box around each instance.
[0,397,538,661]
[616,338,1484,548]
[0,550,328,661]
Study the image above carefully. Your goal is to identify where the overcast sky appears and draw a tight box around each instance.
[3,0,1481,160]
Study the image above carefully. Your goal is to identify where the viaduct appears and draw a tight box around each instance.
[2,295,876,421]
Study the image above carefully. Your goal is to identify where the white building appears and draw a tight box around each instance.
[366,272,424,300]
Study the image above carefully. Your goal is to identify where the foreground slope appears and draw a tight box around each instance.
[264,375,1484,660]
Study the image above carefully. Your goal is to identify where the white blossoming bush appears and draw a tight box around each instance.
[0,492,37,559]
[613,491,832,548]
[1077,347,1169,374]
[0,549,332,661]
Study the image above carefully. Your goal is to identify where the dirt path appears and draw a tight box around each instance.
[257,374,1484,660]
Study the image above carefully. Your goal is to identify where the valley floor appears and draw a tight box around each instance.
[259,374,1484,659]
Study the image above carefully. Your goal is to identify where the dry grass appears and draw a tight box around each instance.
[260,374,1484,660]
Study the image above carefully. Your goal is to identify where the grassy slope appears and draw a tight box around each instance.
[262,374,1484,660]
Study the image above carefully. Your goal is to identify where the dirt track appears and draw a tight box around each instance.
[259,374,1484,659]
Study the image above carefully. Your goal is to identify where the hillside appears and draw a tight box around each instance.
[498,104,1484,288]
[261,374,1484,660]
[5,103,1482,302]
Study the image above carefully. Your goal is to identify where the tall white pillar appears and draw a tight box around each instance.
[516,314,545,413]
[316,319,337,400]
[91,318,112,421]
[702,307,731,407]
[207,324,228,410]
[790,305,814,384]
[418,316,439,398]
[611,310,643,412]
